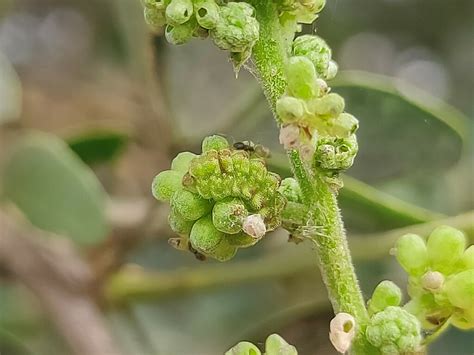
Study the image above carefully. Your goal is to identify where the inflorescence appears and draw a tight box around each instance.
[152,135,287,261]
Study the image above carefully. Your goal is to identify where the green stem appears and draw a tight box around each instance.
[248,1,371,352]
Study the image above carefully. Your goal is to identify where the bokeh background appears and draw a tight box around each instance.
[0,0,473,354]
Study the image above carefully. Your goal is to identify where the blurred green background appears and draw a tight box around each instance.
[0,0,472,354]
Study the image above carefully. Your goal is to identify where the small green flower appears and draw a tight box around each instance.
[168,208,194,235]
[165,19,197,45]
[171,189,213,221]
[313,135,358,172]
[144,7,166,30]
[278,177,302,203]
[165,0,193,26]
[395,233,428,276]
[171,151,197,173]
[151,170,183,201]
[212,197,248,234]
[292,34,333,78]
[194,0,220,29]
[368,280,402,315]
[286,56,318,99]
[211,2,259,53]
[201,134,230,152]
[276,96,307,123]
[427,225,466,274]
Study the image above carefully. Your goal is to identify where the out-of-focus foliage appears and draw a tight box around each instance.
[2,132,109,245]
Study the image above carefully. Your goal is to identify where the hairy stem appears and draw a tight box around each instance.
[248,1,370,352]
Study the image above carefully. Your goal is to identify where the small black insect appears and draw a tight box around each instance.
[233,140,271,158]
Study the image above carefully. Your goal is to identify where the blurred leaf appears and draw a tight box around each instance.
[332,71,468,182]
[67,129,129,165]
[2,132,109,245]
[0,53,21,124]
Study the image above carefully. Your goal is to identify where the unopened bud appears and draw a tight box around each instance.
[242,214,266,239]
[421,271,444,292]
[329,313,356,354]
[279,124,300,150]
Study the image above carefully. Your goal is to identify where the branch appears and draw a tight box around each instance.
[0,210,121,355]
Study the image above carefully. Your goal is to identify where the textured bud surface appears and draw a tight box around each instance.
[151,170,182,201]
[368,280,402,315]
[365,306,421,354]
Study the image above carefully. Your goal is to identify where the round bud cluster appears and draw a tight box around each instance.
[152,135,287,261]
[365,306,422,355]
[276,0,327,25]
[141,0,258,70]
[394,226,474,330]
[276,35,359,174]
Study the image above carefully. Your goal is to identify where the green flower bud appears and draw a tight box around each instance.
[368,280,402,315]
[313,136,358,172]
[278,177,301,202]
[211,2,259,53]
[225,341,261,355]
[427,225,466,274]
[165,0,193,26]
[165,20,196,45]
[210,236,238,262]
[227,232,258,248]
[171,151,197,173]
[190,214,223,254]
[286,56,318,99]
[212,198,248,234]
[395,233,428,276]
[152,170,183,201]
[445,269,474,310]
[276,96,306,123]
[168,208,194,235]
[460,245,474,269]
[171,189,213,221]
[365,306,421,355]
[451,307,474,330]
[306,93,345,118]
[202,134,229,152]
[265,333,297,355]
[325,60,338,80]
[331,113,359,138]
[194,0,220,29]
[144,8,166,29]
[292,35,332,78]
[298,0,326,14]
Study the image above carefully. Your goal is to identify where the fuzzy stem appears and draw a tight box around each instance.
[248,1,371,353]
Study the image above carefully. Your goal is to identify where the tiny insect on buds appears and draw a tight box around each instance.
[368,280,402,315]
[427,225,466,274]
[171,189,213,221]
[242,214,266,239]
[395,233,428,276]
[165,0,193,26]
[286,56,318,99]
[152,170,183,201]
[329,313,356,354]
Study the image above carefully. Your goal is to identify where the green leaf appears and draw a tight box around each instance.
[0,53,21,125]
[67,129,129,165]
[2,132,109,246]
[331,71,468,182]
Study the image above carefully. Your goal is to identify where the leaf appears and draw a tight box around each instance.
[331,71,468,182]
[0,53,22,125]
[2,132,109,246]
[67,129,129,165]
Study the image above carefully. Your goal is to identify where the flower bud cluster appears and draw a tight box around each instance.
[152,135,287,261]
[141,0,259,69]
[276,35,359,174]
[226,333,297,355]
[275,0,327,25]
[395,226,473,330]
